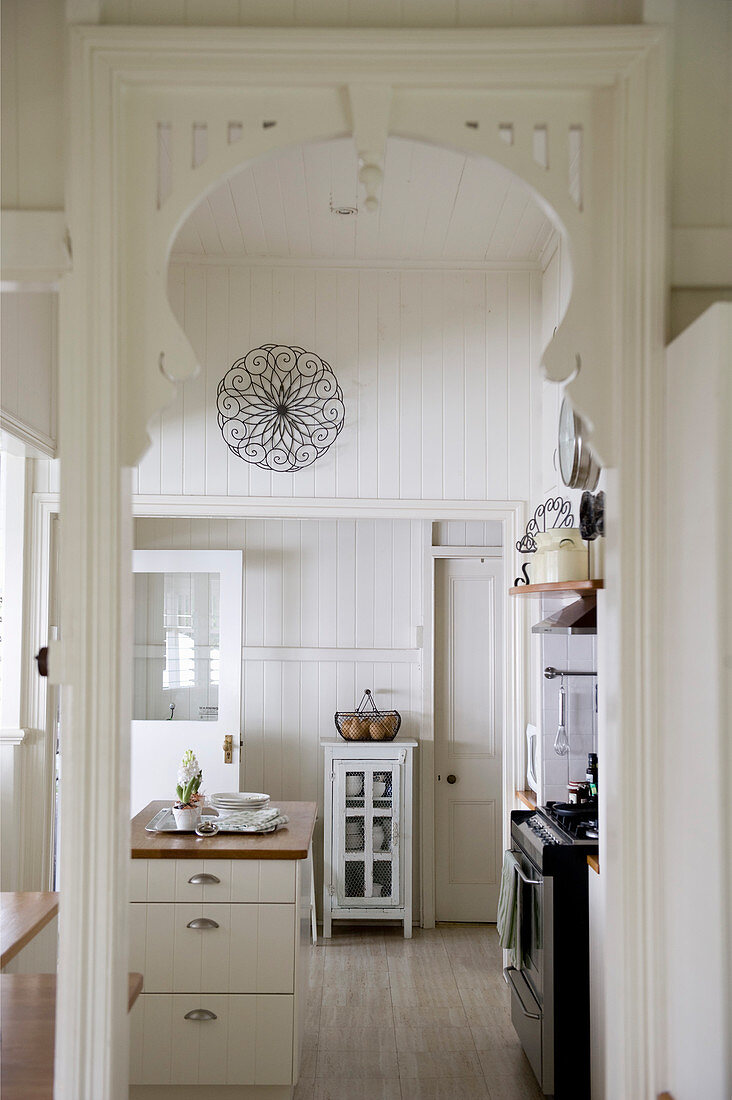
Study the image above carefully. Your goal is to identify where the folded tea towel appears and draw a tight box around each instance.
[497,850,519,965]
[218,807,282,827]
[203,809,290,831]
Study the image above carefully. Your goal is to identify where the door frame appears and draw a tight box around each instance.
[60,24,667,1100]
[130,495,526,933]
[426,539,520,928]
[432,550,506,924]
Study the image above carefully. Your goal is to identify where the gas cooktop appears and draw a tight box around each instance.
[543,800,599,841]
[511,803,598,873]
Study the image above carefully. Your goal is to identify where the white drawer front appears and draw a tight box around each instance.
[129,992,293,1085]
[130,859,296,903]
[130,903,295,993]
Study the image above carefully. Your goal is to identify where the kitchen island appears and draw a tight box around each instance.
[129,800,317,1100]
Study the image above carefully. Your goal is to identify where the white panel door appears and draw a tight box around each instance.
[435,557,503,921]
[130,550,242,814]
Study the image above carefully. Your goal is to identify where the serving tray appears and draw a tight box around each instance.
[145,808,288,834]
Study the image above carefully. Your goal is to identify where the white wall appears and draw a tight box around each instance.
[539,236,572,501]
[135,263,540,503]
[0,0,65,209]
[671,0,732,230]
[134,515,425,910]
[661,304,731,1100]
[99,0,642,26]
[0,291,57,455]
[540,628,597,803]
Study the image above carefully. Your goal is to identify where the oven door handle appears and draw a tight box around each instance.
[507,849,541,973]
[511,856,541,887]
[503,966,542,1020]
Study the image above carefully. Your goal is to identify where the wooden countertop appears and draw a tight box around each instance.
[1,893,59,969]
[588,854,600,874]
[515,789,538,811]
[0,972,143,1100]
[131,800,317,860]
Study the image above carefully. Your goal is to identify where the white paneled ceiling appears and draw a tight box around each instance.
[172,136,555,265]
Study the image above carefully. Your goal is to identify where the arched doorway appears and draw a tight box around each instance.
[57,26,666,1100]
[138,130,565,930]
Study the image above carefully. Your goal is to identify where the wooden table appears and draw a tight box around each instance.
[1,972,143,1100]
[130,799,317,859]
[1,893,59,969]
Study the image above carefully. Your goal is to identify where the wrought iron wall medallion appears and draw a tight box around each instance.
[216,344,345,472]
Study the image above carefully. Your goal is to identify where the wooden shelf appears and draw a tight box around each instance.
[588,854,600,875]
[516,789,538,811]
[509,579,604,598]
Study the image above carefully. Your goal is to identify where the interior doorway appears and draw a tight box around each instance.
[434,555,504,921]
[55,28,668,1097]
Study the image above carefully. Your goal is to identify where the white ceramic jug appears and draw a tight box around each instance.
[532,528,588,583]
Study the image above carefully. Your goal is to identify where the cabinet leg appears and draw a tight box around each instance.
[323,908,331,938]
[403,917,412,939]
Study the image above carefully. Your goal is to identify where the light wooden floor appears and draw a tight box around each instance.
[295,923,544,1100]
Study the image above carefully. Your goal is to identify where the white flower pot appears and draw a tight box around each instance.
[172,805,201,830]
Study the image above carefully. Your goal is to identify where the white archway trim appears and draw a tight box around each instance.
[71,24,662,470]
[62,24,667,1100]
[132,494,524,520]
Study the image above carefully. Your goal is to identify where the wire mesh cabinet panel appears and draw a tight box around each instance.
[322,739,417,939]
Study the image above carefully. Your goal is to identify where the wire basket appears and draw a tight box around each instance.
[335,689,402,742]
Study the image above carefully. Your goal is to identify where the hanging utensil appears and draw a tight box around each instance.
[554,677,569,756]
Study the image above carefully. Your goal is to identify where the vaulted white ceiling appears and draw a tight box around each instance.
[171,136,555,265]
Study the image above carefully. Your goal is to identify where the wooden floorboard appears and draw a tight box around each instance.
[295,924,543,1100]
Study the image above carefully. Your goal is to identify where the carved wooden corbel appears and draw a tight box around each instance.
[347,84,392,212]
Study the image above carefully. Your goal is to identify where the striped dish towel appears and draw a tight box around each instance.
[497,850,519,967]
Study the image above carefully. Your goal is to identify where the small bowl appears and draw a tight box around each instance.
[372,781,386,798]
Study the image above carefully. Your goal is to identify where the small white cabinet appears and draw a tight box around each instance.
[321,739,417,938]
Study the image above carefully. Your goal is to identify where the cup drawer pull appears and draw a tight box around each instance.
[186,917,219,930]
[187,873,220,885]
[184,1009,217,1021]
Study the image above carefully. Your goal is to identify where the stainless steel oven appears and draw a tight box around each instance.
[505,844,554,1093]
[506,806,596,1099]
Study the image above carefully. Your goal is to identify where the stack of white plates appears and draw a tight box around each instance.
[210,791,270,815]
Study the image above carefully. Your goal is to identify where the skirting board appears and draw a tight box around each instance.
[131,1087,293,1099]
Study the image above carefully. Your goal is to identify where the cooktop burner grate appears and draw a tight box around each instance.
[543,800,598,840]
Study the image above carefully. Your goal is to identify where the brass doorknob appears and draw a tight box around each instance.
[447,774,457,784]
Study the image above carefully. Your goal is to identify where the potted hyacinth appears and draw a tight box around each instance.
[172,748,203,830]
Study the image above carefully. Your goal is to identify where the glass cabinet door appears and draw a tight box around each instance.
[334,761,401,908]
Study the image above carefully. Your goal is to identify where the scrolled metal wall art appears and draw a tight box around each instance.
[217,344,345,472]
[514,496,575,585]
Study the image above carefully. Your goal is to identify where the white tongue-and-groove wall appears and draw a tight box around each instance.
[134,516,421,908]
[134,516,503,911]
[135,263,541,503]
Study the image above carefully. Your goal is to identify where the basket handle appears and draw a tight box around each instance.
[356,688,378,714]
